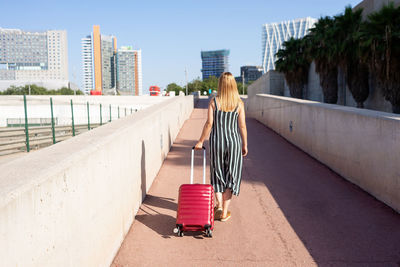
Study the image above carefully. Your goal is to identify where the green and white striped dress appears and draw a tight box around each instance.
[210,97,243,196]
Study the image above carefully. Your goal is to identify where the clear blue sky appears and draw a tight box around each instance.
[1,0,361,93]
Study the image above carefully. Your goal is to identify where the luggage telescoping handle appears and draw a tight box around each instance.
[190,146,206,184]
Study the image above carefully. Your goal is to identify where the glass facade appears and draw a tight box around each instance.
[201,49,229,80]
[261,17,317,72]
[101,36,115,91]
[240,65,263,83]
[81,28,117,94]
[81,26,142,95]
[116,47,135,94]
[0,29,48,71]
[116,46,142,96]
[0,28,68,84]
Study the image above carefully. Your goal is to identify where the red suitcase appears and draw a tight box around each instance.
[174,147,214,237]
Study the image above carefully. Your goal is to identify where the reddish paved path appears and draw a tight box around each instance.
[112,99,400,266]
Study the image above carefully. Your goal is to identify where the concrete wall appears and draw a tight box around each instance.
[247,70,285,99]
[0,95,194,266]
[246,94,400,213]
[251,62,395,113]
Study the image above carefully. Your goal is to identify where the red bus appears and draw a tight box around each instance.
[149,86,161,96]
[90,90,102,95]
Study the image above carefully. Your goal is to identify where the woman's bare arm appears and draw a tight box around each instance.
[194,99,214,149]
[238,100,248,156]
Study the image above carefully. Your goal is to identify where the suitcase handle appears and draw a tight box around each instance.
[190,146,206,184]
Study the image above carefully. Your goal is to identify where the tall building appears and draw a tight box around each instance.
[81,36,93,92]
[201,49,229,80]
[81,25,117,94]
[261,17,317,72]
[116,46,142,96]
[240,65,263,83]
[0,28,68,90]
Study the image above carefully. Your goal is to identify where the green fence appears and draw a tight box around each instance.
[0,95,138,155]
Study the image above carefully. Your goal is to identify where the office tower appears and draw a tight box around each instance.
[81,36,93,93]
[116,46,142,96]
[0,28,68,90]
[240,65,263,83]
[201,49,229,80]
[81,25,117,94]
[261,17,317,72]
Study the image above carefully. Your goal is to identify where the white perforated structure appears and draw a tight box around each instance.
[261,17,317,73]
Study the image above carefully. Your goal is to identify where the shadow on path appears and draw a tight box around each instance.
[245,118,400,264]
[144,194,177,211]
[135,212,176,239]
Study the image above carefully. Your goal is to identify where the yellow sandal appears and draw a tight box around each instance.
[220,211,231,222]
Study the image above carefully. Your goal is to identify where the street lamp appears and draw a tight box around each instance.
[242,71,245,95]
[185,67,188,96]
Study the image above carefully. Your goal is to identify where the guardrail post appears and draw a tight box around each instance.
[50,97,56,144]
[109,104,112,122]
[131,108,133,114]
[23,94,30,152]
[118,106,120,118]
[87,102,91,130]
[71,99,75,136]
[100,103,102,126]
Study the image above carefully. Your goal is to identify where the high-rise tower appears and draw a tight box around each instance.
[201,49,229,80]
[81,25,117,94]
[116,46,142,96]
[0,28,68,90]
[261,17,317,73]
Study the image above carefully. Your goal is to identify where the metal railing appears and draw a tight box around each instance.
[0,95,138,156]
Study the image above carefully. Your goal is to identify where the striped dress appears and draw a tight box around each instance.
[209,97,243,196]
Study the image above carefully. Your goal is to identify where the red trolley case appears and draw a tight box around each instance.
[174,146,214,237]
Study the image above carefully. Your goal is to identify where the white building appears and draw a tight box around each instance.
[0,28,69,90]
[81,36,93,94]
[81,25,117,95]
[81,26,142,96]
[261,17,317,73]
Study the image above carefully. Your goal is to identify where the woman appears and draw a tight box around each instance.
[195,72,248,222]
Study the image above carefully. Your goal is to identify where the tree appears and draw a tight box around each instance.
[275,37,311,99]
[359,3,400,113]
[166,83,184,95]
[187,78,204,94]
[335,7,370,108]
[202,76,218,94]
[58,87,83,95]
[308,16,340,104]
[0,84,83,95]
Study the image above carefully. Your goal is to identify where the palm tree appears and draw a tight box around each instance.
[275,37,310,99]
[359,3,400,113]
[308,16,340,104]
[335,7,370,108]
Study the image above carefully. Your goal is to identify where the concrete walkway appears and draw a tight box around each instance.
[112,99,400,266]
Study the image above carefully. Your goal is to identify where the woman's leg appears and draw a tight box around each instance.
[215,192,223,209]
[222,189,232,218]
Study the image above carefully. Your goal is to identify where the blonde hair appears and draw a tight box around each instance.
[217,72,241,112]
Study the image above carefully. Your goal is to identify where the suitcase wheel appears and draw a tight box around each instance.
[174,225,184,237]
[205,228,213,237]
[204,225,213,238]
